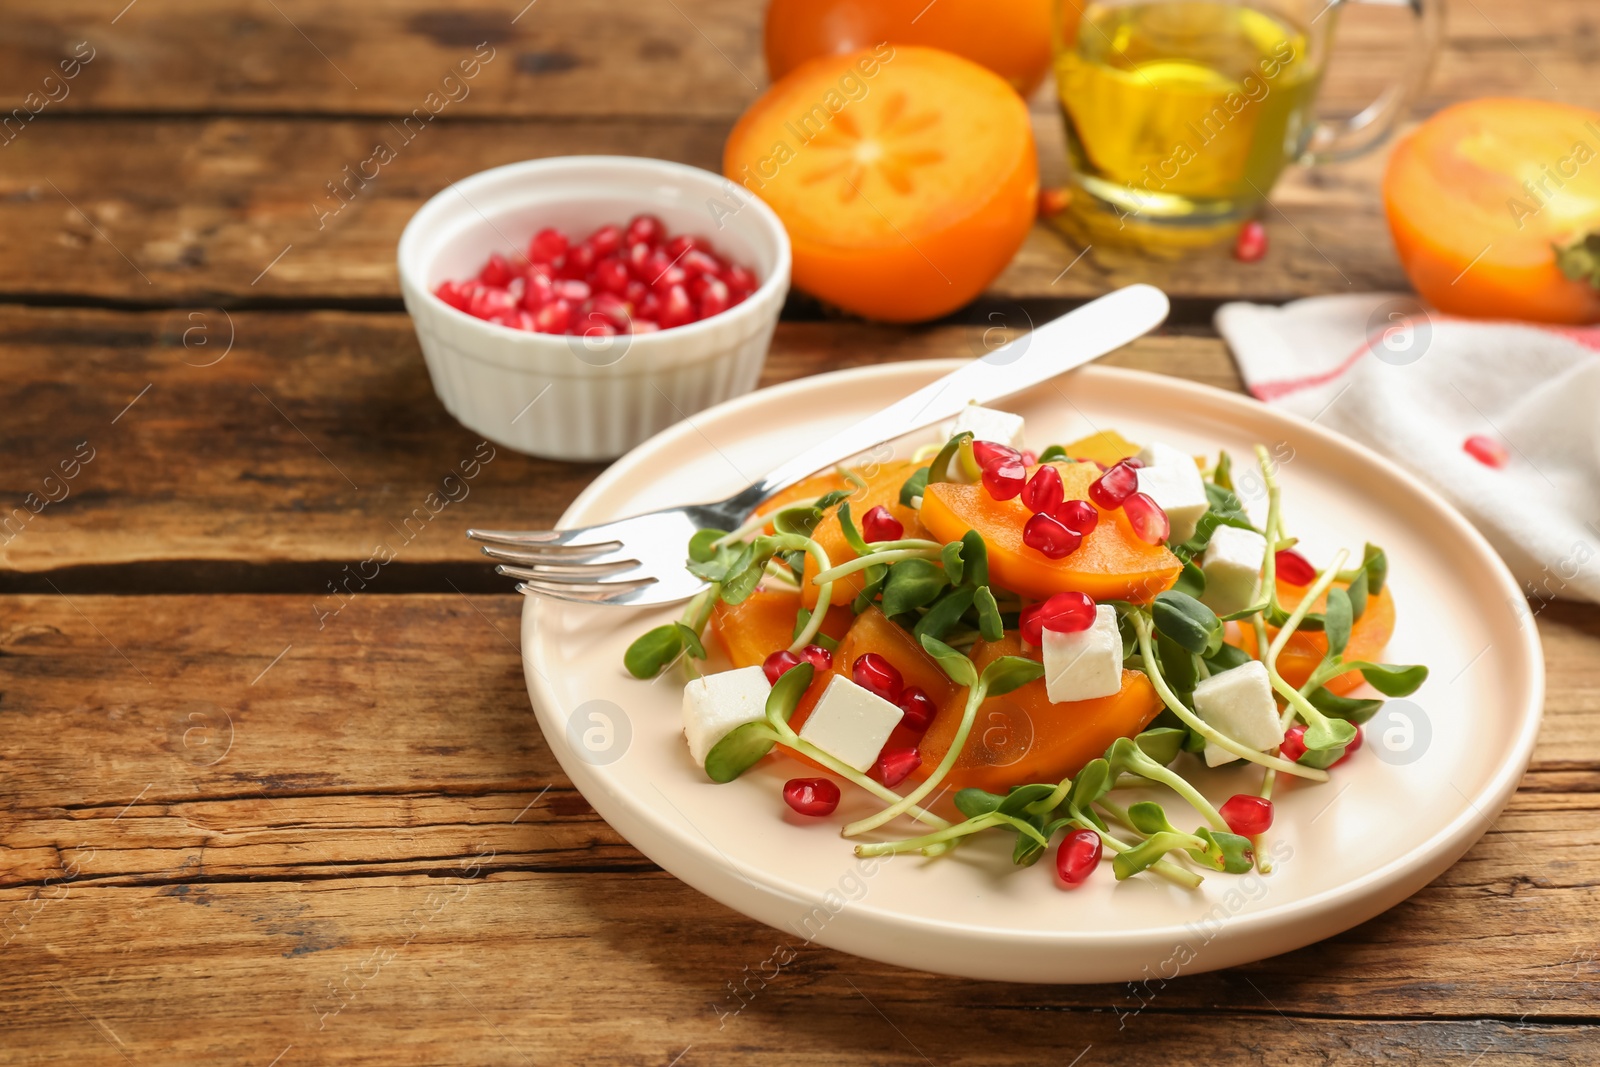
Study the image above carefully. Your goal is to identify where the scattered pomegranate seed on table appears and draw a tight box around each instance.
[897,687,937,733]
[872,746,921,787]
[860,505,904,543]
[434,214,758,335]
[1274,548,1317,587]
[1037,186,1071,219]
[763,649,802,685]
[1220,794,1274,836]
[783,777,841,817]
[1234,219,1268,262]
[1463,434,1509,468]
[1056,827,1103,885]
[1123,491,1170,544]
[852,653,903,703]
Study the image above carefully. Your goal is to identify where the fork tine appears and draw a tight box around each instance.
[467,527,622,551]
[494,564,657,592]
[512,581,651,606]
[479,544,639,571]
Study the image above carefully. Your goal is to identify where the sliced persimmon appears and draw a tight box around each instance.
[915,634,1162,794]
[798,459,929,609]
[1235,579,1396,694]
[752,469,849,534]
[1060,429,1140,467]
[710,586,853,670]
[782,608,958,772]
[919,462,1180,602]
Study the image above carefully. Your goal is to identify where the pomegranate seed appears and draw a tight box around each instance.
[589,223,623,258]
[479,253,516,287]
[694,275,731,318]
[1333,725,1364,767]
[564,242,597,279]
[1123,492,1170,544]
[574,313,617,338]
[434,281,470,310]
[625,213,665,247]
[468,286,517,319]
[624,279,649,306]
[532,298,572,334]
[1019,603,1045,646]
[852,653,903,703]
[525,259,559,282]
[1038,186,1071,219]
[1220,794,1274,836]
[897,686,936,733]
[1464,434,1509,469]
[528,228,568,264]
[971,439,1022,471]
[666,234,706,260]
[798,644,833,673]
[983,460,1027,501]
[763,649,802,685]
[860,505,904,543]
[1088,460,1138,509]
[723,263,759,293]
[552,279,591,303]
[659,284,695,329]
[1022,465,1064,515]
[593,257,631,296]
[1056,827,1102,885]
[1022,512,1083,560]
[1280,723,1309,763]
[783,777,841,817]
[521,273,553,311]
[1020,450,1038,466]
[1275,549,1316,587]
[637,292,662,322]
[589,292,633,330]
[682,249,724,277]
[624,240,653,279]
[1054,499,1099,535]
[872,746,920,787]
[1234,219,1268,262]
[650,260,689,293]
[1038,591,1096,634]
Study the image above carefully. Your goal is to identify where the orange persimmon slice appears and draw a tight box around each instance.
[1235,579,1396,694]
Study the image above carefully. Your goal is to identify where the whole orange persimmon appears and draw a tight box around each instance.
[764,0,1053,97]
[1384,98,1600,324]
[724,46,1038,323]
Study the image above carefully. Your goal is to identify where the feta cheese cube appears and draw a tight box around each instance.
[1192,660,1284,768]
[1043,604,1123,703]
[681,666,771,768]
[1134,440,1210,545]
[1200,524,1268,617]
[943,405,1025,481]
[798,674,904,772]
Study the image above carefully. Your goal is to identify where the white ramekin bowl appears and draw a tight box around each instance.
[398,156,791,461]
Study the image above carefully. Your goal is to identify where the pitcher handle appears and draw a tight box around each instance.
[1301,0,1441,164]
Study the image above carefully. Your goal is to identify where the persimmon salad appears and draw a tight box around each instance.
[624,406,1427,889]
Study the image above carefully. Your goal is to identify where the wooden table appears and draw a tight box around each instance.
[2,2,1596,1063]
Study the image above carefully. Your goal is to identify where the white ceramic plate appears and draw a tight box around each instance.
[520,362,1543,983]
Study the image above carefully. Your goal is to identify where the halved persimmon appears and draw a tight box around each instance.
[763,0,1053,97]
[1235,579,1396,694]
[710,586,854,670]
[798,460,928,609]
[724,46,1037,323]
[918,462,1181,602]
[915,634,1161,794]
[1384,98,1600,324]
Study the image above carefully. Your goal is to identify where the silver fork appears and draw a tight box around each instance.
[468,283,1170,607]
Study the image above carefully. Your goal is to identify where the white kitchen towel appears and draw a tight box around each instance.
[1215,293,1600,605]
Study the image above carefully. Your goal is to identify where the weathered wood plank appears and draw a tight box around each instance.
[3,0,1592,118]
[0,112,1399,303]
[0,309,1237,575]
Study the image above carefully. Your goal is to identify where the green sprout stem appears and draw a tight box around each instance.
[767,534,833,651]
[810,543,944,586]
[842,679,990,837]
[1130,611,1327,782]
[1261,547,1351,738]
